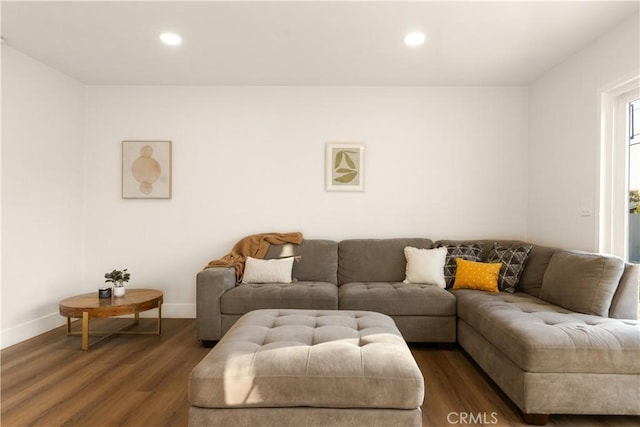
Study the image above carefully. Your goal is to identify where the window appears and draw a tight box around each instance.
[629,99,640,262]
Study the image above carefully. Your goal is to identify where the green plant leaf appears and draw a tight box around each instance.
[334,172,358,183]
[334,151,344,167]
[104,268,130,283]
[344,153,356,169]
[336,168,355,173]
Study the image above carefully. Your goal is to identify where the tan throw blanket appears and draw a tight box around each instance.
[205,232,304,281]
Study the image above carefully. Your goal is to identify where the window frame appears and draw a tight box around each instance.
[599,75,640,260]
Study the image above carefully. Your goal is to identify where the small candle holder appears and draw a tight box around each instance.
[98,287,112,298]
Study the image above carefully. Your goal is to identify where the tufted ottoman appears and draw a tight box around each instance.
[188,309,424,427]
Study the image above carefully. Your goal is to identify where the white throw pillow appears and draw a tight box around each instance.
[242,256,295,284]
[403,246,447,288]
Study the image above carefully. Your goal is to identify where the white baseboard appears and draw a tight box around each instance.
[1,312,66,350]
[149,303,196,318]
[0,303,196,350]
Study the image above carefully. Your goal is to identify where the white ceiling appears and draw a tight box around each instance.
[1,1,638,86]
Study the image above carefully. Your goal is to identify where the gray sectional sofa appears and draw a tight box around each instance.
[195,237,640,424]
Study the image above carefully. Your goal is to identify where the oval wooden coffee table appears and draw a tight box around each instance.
[59,289,163,351]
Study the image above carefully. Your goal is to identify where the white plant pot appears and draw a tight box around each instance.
[113,286,126,297]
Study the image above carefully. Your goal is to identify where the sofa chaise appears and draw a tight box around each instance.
[195,237,640,424]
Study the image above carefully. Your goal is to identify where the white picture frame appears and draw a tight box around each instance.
[325,142,365,192]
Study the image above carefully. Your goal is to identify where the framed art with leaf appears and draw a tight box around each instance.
[325,142,364,192]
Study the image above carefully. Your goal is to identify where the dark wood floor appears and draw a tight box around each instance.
[1,318,638,426]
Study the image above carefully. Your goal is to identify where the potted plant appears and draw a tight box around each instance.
[104,268,130,297]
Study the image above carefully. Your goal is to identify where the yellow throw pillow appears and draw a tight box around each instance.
[452,258,501,293]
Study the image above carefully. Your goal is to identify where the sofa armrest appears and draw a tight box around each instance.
[196,267,236,342]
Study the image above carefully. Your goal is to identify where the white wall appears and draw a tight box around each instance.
[1,46,87,347]
[2,10,635,349]
[528,14,640,251]
[84,86,529,314]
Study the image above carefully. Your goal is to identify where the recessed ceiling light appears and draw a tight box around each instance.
[160,32,182,46]
[404,32,426,47]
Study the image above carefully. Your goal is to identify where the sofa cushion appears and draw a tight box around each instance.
[539,251,624,317]
[516,244,559,297]
[338,238,433,284]
[265,239,338,284]
[487,243,532,293]
[438,243,483,288]
[221,282,338,314]
[435,240,559,298]
[339,282,456,316]
[454,289,640,374]
[403,246,447,288]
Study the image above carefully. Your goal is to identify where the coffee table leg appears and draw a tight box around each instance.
[82,311,89,351]
[66,317,71,335]
[157,303,162,335]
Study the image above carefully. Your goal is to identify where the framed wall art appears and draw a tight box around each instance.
[325,142,364,192]
[122,140,172,199]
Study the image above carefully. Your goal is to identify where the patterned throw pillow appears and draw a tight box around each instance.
[440,244,483,288]
[487,243,533,293]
